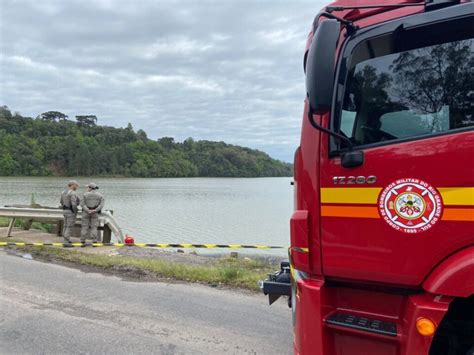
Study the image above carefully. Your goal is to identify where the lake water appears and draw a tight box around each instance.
[0,177,292,252]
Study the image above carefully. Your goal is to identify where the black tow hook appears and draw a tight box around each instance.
[260,261,292,306]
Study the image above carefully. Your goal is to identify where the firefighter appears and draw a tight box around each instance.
[60,180,80,243]
[80,183,105,243]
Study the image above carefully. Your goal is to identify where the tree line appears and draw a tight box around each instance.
[0,106,292,178]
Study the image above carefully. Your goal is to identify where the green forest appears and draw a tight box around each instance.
[0,106,292,177]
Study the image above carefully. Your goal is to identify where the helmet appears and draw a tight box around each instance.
[87,182,98,190]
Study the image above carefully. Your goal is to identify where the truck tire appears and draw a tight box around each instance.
[466,345,474,355]
[430,296,474,355]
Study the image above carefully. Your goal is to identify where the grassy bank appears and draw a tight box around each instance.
[0,217,52,233]
[0,237,275,291]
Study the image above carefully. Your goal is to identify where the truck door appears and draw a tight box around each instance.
[319,30,474,286]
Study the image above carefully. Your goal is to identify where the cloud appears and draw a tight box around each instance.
[6,55,57,72]
[138,37,216,59]
[132,74,225,94]
[258,28,301,45]
[0,0,325,161]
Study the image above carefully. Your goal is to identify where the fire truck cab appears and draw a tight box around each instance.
[262,1,474,354]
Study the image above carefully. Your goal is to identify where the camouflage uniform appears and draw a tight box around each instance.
[80,183,105,243]
[60,185,80,243]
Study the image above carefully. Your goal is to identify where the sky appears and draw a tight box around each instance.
[0,0,327,162]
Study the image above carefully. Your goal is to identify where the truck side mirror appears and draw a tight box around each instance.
[305,19,340,113]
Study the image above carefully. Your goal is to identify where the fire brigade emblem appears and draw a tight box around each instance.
[378,179,443,234]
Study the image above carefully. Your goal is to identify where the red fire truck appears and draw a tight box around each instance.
[262,1,474,354]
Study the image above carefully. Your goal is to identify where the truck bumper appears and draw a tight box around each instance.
[293,275,451,355]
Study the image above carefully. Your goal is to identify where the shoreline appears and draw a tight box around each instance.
[0,228,283,292]
[0,175,292,179]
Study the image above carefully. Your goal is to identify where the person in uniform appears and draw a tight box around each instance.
[60,180,80,243]
[80,183,105,243]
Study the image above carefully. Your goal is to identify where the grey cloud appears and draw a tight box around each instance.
[0,0,326,161]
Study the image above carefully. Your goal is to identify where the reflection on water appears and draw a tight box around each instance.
[0,177,292,251]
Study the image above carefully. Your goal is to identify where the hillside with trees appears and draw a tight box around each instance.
[0,106,292,177]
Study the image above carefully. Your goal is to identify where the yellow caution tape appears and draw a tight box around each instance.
[0,242,284,249]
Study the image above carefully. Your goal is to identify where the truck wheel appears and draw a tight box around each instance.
[430,296,474,355]
[466,345,474,355]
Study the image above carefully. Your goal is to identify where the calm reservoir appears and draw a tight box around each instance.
[0,177,292,250]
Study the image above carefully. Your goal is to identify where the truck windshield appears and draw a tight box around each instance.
[340,36,474,146]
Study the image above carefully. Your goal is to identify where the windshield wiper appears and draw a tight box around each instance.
[316,12,359,35]
[326,2,427,13]
[326,1,461,13]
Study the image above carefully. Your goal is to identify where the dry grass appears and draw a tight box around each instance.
[0,237,275,291]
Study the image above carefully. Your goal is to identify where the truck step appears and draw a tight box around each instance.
[326,313,398,337]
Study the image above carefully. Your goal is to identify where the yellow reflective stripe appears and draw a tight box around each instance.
[291,247,309,253]
[439,188,474,206]
[322,187,474,206]
[0,242,285,248]
[321,188,381,204]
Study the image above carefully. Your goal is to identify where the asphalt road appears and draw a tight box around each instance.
[0,252,292,355]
